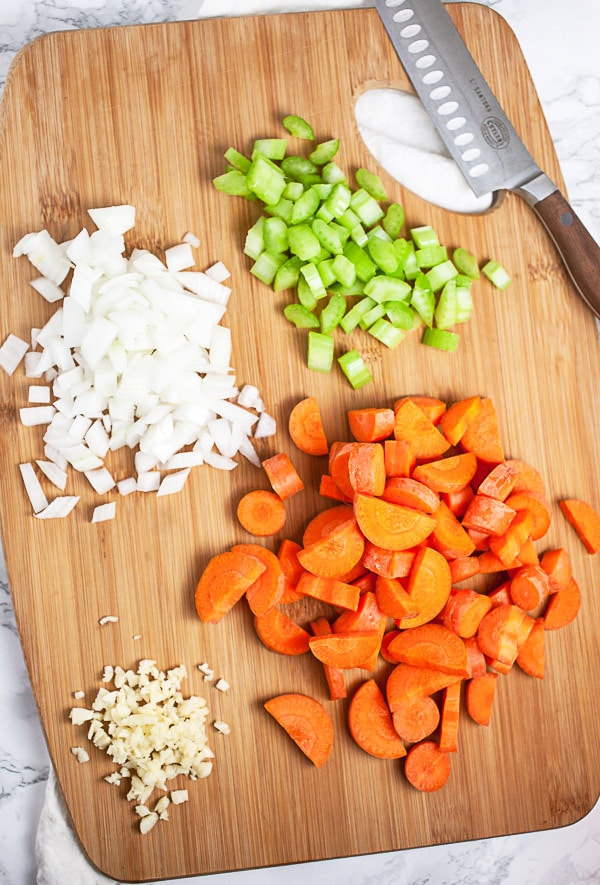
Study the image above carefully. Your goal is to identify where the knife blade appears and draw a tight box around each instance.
[374,0,600,321]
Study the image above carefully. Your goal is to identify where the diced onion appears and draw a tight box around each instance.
[0,334,29,376]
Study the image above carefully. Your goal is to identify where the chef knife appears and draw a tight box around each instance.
[374,0,600,320]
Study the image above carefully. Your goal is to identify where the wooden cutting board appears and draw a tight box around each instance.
[1,5,599,881]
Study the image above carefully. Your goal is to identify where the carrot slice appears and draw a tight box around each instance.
[328,442,356,499]
[347,407,395,442]
[540,547,572,593]
[438,680,461,753]
[375,574,420,621]
[383,439,416,477]
[297,518,365,580]
[476,604,533,674]
[392,694,440,743]
[505,491,552,541]
[318,473,351,502]
[231,543,285,616]
[310,617,347,701]
[386,623,469,677]
[302,504,354,547]
[348,678,407,759]
[277,539,306,604]
[264,693,333,767]
[362,542,415,579]
[386,662,463,711]
[442,588,493,639]
[262,452,305,500]
[429,500,477,560]
[253,607,311,655]
[544,577,581,630]
[354,493,436,552]
[309,631,382,669]
[195,551,267,624]
[462,494,516,537]
[509,565,551,612]
[459,398,504,464]
[393,398,451,459]
[449,555,481,584]
[476,460,520,501]
[396,545,452,628]
[288,396,329,456]
[516,617,545,678]
[505,458,546,496]
[464,636,487,678]
[404,741,451,792]
[465,672,498,726]
[381,477,440,514]
[237,489,286,536]
[394,395,447,425]
[438,396,481,446]
[442,484,475,518]
[333,590,387,670]
[559,498,600,554]
[296,572,360,611]
[347,442,386,496]
[412,452,478,494]
[487,509,534,567]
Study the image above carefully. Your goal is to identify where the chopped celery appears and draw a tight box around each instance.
[350,188,385,227]
[213,170,254,198]
[274,256,303,291]
[321,161,347,184]
[283,303,320,328]
[312,183,333,201]
[455,284,474,322]
[453,247,480,279]
[325,183,352,217]
[253,138,287,160]
[355,168,388,202]
[360,302,386,329]
[426,259,459,293]
[244,217,265,260]
[340,296,376,334]
[411,272,435,326]
[416,244,448,268]
[338,208,362,232]
[311,218,343,255]
[265,197,294,224]
[309,139,340,165]
[283,181,304,201]
[291,187,321,224]
[297,274,318,310]
[250,251,287,285]
[288,224,321,261]
[383,203,405,239]
[330,279,365,297]
[263,216,288,254]
[281,155,319,183]
[300,262,327,300]
[283,115,315,140]
[363,275,411,304]
[482,259,512,290]
[224,147,251,173]
[394,238,419,279]
[368,318,405,349]
[349,224,368,248]
[307,331,334,373]
[385,300,416,330]
[343,242,377,283]
[317,258,337,289]
[338,350,373,389]
[331,254,356,289]
[434,280,458,330]
[246,155,287,205]
[320,292,347,333]
[410,225,439,249]
[422,327,460,352]
[330,221,350,246]
[367,237,399,274]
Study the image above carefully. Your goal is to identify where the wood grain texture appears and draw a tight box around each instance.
[0,5,599,881]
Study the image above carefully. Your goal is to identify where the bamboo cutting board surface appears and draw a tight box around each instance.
[1,5,600,881]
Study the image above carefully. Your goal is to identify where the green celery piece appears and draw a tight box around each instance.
[312,218,343,255]
[246,155,287,205]
[338,208,362,232]
[288,224,322,261]
[329,221,350,246]
[283,181,304,201]
[368,317,405,349]
[455,284,474,323]
[355,168,388,202]
[359,302,386,330]
[367,224,392,243]
[281,155,319,184]
[224,147,251,173]
[321,161,347,184]
[291,187,321,225]
[383,203,405,239]
[411,271,435,326]
[434,279,458,330]
[349,224,368,247]
[312,183,333,201]
[455,273,473,289]
[316,204,334,223]
[320,292,347,334]
[394,238,419,279]
[482,259,512,289]
[274,256,303,292]
[331,254,356,289]
[253,138,287,161]
[265,198,294,224]
[350,188,385,227]
[385,300,416,330]
[343,242,377,283]
[310,139,340,165]
[317,259,337,288]
[363,275,411,303]
[283,115,315,140]
[213,170,255,199]
[426,259,459,292]
[283,303,320,328]
[263,216,288,254]
[325,183,352,218]
[338,350,373,389]
[300,262,327,300]
[307,331,334,373]
[329,280,365,297]
[339,296,376,333]
[250,251,287,285]
[453,247,480,279]
[410,225,440,249]
[416,244,448,268]
[244,217,265,260]
[367,237,399,274]
[297,275,318,310]
[422,327,460,352]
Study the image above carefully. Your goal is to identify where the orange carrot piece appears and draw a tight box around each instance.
[477,550,518,573]
[296,572,360,611]
[459,398,504,464]
[309,631,382,669]
[231,543,285,616]
[253,607,311,655]
[505,459,546,496]
[516,537,540,566]
[439,680,462,753]
[442,484,475,518]
[396,545,452,628]
[262,452,305,500]
[347,407,395,442]
[333,591,388,671]
[516,617,545,678]
[505,491,552,541]
[348,678,406,759]
[386,662,463,710]
[354,493,436,552]
[394,395,447,425]
[288,396,329,456]
[465,672,498,726]
[476,460,520,501]
[264,693,333,767]
[237,489,286,536]
[442,588,493,639]
[310,617,347,700]
[277,539,306,604]
[383,439,416,477]
[363,542,415,579]
[386,623,469,677]
[404,741,451,792]
[487,581,513,607]
[302,504,354,547]
[476,604,533,674]
[381,629,401,663]
[328,441,356,499]
[544,577,581,630]
[195,550,266,624]
[319,473,351,502]
[297,517,365,580]
[392,694,440,743]
[381,477,440,514]
[467,527,491,552]
[347,442,386,496]
[509,564,551,612]
[393,398,451,459]
[464,636,487,678]
[462,494,516,537]
[375,574,420,621]
[438,396,481,446]
[487,509,534,567]
[429,500,477,560]
[449,555,481,584]
[540,547,572,593]
[559,498,600,554]
[412,452,478,494]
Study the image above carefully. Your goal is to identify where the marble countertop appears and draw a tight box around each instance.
[1,0,599,883]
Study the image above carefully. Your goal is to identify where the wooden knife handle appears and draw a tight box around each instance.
[532,190,600,320]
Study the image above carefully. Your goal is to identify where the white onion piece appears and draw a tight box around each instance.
[88,205,136,236]
[36,459,68,491]
[20,405,56,426]
[183,231,200,248]
[157,468,191,496]
[84,466,116,495]
[28,385,51,404]
[19,463,49,513]
[30,277,65,304]
[204,261,230,283]
[137,472,161,492]
[165,243,194,272]
[117,477,137,496]
[0,334,29,376]
[92,502,117,523]
[34,496,80,519]
[254,411,276,439]
[13,230,71,285]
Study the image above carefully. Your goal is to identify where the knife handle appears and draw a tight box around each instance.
[531,190,600,321]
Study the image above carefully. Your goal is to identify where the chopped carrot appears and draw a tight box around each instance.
[394,395,446,425]
[467,527,491,552]
[386,623,469,677]
[487,581,513,607]
[381,476,440,514]
[318,473,351,502]
[459,397,504,464]
[362,543,415,579]
[516,537,540,566]
[438,396,481,446]
[544,577,581,630]
[348,678,407,759]
[297,518,365,580]
[310,617,347,701]
[439,680,462,753]
[477,604,534,674]
[505,458,546,496]
[487,509,534,567]
[309,631,382,670]
[262,452,305,500]
[195,550,266,624]
[328,441,356,499]
[465,672,498,726]
[559,498,600,554]
[449,555,481,584]
[392,694,440,743]
[288,396,329,456]
[277,539,306,604]
[442,588,493,639]
[375,574,420,621]
[333,590,387,670]
[354,493,436,552]
[464,636,487,678]
[509,564,551,612]
[383,439,416,477]
[505,491,552,541]
[429,500,477,560]
[347,407,395,442]
[477,550,516,573]
[540,547,572,593]
[264,693,333,767]
[302,503,354,547]
[347,442,386,496]
[386,662,463,711]
[476,460,520,501]
[231,543,285,616]
[462,494,516,537]
[442,484,475,518]
[516,617,545,678]
[253,607,311,655]
[297,572,360,611]
[396,545,452,629]
[404,740,451,792]
[380,629,401,663]
[237,489,286,536]
[412,452,478,494]
[393,398,451,459]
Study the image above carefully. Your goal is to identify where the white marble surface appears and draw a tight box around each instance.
[1,0,599,883]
